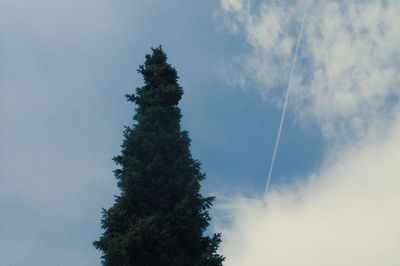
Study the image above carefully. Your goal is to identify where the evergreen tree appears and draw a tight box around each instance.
[94,47,224,266]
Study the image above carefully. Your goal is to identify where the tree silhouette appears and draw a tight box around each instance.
[94,47,224,266]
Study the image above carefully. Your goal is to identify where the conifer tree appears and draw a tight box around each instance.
[94,47,224,266]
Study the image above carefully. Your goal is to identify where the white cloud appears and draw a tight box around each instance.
[216,109,400,265]
[299,0,400,138]
[220,0,400,139]
[217,1,400,265]
[221,0,248,13]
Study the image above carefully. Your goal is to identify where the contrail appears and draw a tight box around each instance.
[264,1,309,203]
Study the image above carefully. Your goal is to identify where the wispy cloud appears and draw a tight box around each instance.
[220,0,400,139]
[218,0,400,264]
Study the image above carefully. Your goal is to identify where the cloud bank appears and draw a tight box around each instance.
[217,112,400,265]
[218,0,400,265]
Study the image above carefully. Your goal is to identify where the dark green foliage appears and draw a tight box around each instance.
[94,47,224,266]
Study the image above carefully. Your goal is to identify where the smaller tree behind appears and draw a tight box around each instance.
[94,47,224,266]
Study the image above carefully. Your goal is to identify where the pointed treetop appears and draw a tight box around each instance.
[127,46,183,108]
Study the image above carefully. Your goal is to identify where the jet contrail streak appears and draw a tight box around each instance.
[264,1,309,203]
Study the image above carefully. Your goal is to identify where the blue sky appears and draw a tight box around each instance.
[1,0,400,265]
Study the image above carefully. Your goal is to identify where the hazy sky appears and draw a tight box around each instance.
[1,0,399,265]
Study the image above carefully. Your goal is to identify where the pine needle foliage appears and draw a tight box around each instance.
[94,47,224,266]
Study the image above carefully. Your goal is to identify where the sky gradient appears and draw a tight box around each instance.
[1,0,399,265]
